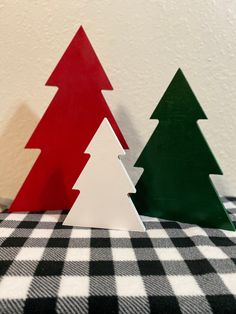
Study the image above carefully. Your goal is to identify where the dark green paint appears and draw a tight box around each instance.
[132,69,235,231]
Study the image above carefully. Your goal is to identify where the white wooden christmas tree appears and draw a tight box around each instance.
[63,118,145,232]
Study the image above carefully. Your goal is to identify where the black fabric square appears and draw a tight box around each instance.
[186,259,216,275]
[171,237,195,247]
[231,258,236,265]
[209,237,235,247]
[18,221,38,229]
[24,297,57,314]
[207,295,236,314]
[161,221,181,229]
[149,296,181,314]
[0,260,12,275]
[88,296,118,314]
[131,238,153,248]
[35,261,64,276]
[46,237,69,248]
[54,222,71,229]
[138,260,165,275]
[89,261,114,276]
[61,224,72,229]
[226,196,236,202]
[2,237,27,247]
[90,238,111,248]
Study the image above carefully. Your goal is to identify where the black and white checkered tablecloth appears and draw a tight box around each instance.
[0,197,235,314]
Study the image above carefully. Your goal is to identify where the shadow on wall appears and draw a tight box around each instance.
[0,104,39,209]
[115,105,144,186]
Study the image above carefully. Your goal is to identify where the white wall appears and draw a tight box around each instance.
[0,0,236,203]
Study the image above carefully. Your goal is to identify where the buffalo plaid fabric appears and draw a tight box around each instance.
[0,197,235,314]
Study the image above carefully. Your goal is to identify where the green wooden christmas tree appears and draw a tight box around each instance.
[132,69,235,231]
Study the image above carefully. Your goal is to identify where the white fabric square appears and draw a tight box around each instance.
[70,228,91,238]
[168,275,203,296]
[59,276,89,297]
[141,215,159,222]
[0,228,14,237]
[184,227,207,237]
[224,201,235,210]
[16,247,45,261]
[116,276,146,296]
[220,273,236,294]
[4,213,27,221]
[155,248,183,261]
[66,248,90,261]
[109,230,130,238]
[147,229,169,238]
[0,276,32,299]
[40,213,61,222]
[112,248,136,261]
[198,246,228,259]
[30,229,53,238]
[222,230,236,238]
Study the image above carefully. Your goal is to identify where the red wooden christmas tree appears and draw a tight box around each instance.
[9,26,128,212]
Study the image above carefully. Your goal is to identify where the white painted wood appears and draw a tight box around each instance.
[63,118,145,232]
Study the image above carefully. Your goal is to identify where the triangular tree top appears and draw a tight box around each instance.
[151,69,207,121]
[84,118,124,157]
[46,26,112,91]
